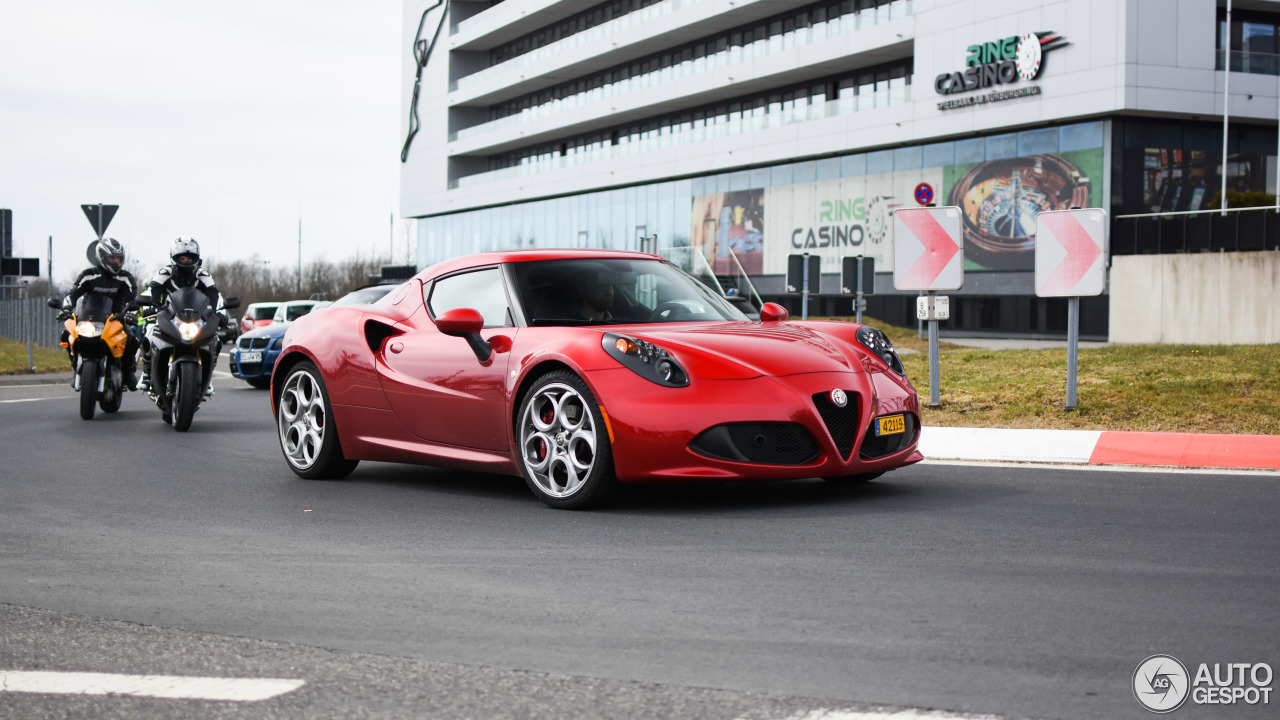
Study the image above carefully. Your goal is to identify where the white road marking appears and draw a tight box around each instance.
[0,397,67,404]
[919,458,1280,477]
[751,709,1009,720]
[0,670,304,702]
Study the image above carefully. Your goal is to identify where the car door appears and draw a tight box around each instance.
[375,266,516,451]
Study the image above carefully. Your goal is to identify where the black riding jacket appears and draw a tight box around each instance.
[62,268,139,316]
[149,266,221,308]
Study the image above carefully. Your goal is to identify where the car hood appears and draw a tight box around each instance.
[624,321,861,379]
[238,322,289,340]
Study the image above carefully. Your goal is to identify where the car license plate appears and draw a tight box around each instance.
[240,351,263,363]
[875,414,905,436]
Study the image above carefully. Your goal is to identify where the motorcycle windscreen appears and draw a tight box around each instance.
[74,293,114,322]
[168,286,210,322]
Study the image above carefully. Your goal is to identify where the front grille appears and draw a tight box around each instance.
[690,422,820,466]
[812,391,859,459]
[859,414,919,459]
[236,362,264,376]
[239,336,270,350]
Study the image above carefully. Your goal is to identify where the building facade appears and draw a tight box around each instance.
[400,0,1280,339]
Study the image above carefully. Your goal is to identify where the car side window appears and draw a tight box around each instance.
[428,268,511,328]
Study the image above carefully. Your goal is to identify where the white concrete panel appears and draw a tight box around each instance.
[1176,0,1216,69]
[920,427,1103,463]
[1135,0,1178,67]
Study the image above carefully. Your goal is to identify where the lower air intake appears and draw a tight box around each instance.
[690,422,820,465]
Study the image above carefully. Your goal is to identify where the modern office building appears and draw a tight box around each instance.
[400,0,1280,339]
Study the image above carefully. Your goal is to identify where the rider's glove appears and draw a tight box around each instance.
[56,310,72,321]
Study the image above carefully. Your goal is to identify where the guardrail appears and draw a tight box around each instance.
[1111,206,1280,255]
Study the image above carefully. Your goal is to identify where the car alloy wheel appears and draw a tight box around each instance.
[517,372,616,508]
[275,361,358,480]
[279,368,326,470]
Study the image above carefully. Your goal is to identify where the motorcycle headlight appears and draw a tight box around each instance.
[77,321,104,338]
[855,325,905,376]
[603,333,689,388]
[178,319,204,341]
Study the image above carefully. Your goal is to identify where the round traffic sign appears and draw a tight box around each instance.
[914,183,934,205]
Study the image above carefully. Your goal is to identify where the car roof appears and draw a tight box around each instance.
[418,249,662,280]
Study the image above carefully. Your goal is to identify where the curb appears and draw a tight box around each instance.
[921,426,1280,472]
[0,372,73,387]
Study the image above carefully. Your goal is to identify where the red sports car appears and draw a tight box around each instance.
[271,250,922,509]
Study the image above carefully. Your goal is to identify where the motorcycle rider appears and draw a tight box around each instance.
[139,237,224,396]
[59,237,140,390]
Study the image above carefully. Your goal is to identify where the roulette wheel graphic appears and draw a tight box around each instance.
[948,154,1090,270]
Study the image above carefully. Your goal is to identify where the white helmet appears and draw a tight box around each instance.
[170,237,201,273]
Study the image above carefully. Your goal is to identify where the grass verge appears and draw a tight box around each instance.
[0,337,72,375]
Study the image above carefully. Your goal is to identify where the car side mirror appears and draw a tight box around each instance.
[223,296,241,311]
[760,302,789,322]
[436,308,494,362]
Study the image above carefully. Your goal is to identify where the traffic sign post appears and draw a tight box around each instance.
[1035,208,1108,411]
[840,256,875,323]
[893,206,964,408]
[787,253,821,320]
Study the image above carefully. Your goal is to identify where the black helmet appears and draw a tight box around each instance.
[170,237,201,275]
[96,237,126,275]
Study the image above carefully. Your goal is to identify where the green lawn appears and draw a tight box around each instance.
[0,337,71,375]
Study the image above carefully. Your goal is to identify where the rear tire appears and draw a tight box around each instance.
[78,361,98,421]
[516,371,617,510]
[172,362,199,432]
[277,361,358,479]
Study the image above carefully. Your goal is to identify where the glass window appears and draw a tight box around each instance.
[428,268,511,327]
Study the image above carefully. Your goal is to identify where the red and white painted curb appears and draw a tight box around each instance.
[921,427,1280,471]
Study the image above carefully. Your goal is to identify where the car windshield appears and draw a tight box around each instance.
[252,306,277,320]
[285,304,314,321]
[330,284,397,307]
[513,258,748,326]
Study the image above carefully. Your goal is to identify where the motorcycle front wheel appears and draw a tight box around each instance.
[79,361,98,421]
[172,362,200,432]
[99,365,122,413]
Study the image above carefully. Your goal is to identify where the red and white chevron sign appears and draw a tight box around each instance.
[892,206,964,291]
[1035,209,1107,297]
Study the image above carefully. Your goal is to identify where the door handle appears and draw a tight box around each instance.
[389,341,404,354]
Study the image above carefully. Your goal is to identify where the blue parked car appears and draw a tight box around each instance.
[229,322,287,389]
[229,284,400,389]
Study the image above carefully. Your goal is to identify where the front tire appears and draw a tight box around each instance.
[516,371,617,509]
[99,365,122,413]
[277,361,358,479]
[78,361,98,421]
[172,362,199,432]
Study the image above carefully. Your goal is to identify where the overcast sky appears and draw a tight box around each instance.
[2,0,407,286]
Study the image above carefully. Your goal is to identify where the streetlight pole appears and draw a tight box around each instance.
[297,215,302,295]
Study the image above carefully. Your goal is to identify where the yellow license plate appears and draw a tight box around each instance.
[875,415,906,436]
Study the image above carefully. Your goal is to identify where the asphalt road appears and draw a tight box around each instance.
[1,374,1277,720]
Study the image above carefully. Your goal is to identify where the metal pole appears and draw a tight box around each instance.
[855,255,864,324]
[928,290,940,408]
[297,215,302,295]
[1066,296,1080,410]
[800,253,810,321]
[1222,0,1233,216]
[1275,65,1279,212]
[24,285,33,371]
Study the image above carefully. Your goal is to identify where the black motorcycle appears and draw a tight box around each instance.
[137,287,239,431]
[49,295,131,420]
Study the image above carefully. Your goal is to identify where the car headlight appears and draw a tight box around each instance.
[603,333,689,387]
[178,319,204,341]
[855,325,905,376]
[77,321,104,338]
